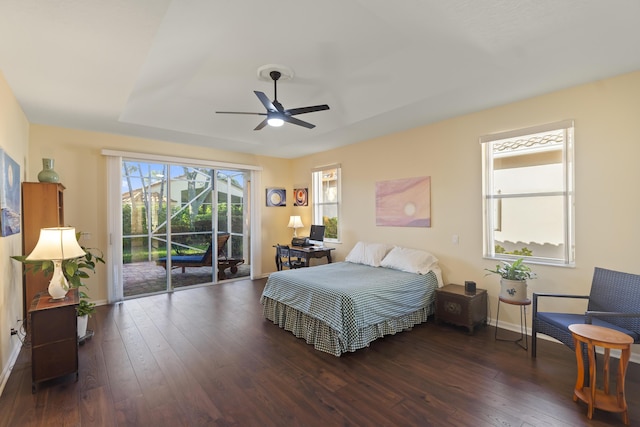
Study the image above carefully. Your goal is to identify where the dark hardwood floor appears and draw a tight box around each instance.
[1,278,638,426]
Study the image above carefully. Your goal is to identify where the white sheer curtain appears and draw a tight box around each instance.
[105,154,124,303]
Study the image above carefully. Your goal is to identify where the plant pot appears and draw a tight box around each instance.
[77,314,89,338]
[499,278,528,302]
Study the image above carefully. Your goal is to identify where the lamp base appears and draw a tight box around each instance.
[48,260,70,300]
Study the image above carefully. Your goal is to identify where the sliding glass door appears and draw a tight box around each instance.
[121,160,250,298]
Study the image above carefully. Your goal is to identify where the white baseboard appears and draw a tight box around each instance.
[490,317,640,365]
[0,337,23,398]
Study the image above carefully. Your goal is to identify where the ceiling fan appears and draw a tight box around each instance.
[216,71,330,130]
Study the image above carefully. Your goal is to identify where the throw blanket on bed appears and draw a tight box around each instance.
[260,262,439,352]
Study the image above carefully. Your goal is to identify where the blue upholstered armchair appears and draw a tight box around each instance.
[532,267,640,360]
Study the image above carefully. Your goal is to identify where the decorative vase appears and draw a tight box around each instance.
[77,315,89,338]
[37,158,60,183]
[499,278,528,302]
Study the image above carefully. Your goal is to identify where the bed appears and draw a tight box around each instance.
[260,243,443,356]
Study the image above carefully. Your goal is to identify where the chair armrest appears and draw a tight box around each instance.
[585,311,640,324]
[532,292,590,315]
[533,292,590,299]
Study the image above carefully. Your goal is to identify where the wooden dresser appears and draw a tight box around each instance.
[29,288,78,392]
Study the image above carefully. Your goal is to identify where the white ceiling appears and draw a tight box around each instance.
[1,0,639,159]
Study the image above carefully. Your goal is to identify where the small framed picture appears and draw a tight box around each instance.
[293,188,308,206]
[266,188,286,207]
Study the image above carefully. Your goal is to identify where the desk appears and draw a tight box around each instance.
[274,245,335,270]
[569,323,633,425]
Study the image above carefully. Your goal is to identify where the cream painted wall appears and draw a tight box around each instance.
[27,125,294,303]
[0,72,29,385]
[294,71,640,356]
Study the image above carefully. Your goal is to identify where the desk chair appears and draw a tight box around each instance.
[276,245,305,271]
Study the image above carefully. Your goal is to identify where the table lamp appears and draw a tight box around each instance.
[287,215,304,237]
[26,227,86,300]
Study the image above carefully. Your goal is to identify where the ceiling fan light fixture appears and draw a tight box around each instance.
[267,115,284,127]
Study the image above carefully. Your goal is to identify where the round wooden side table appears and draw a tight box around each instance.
[568,323,633,425]
[495,297,531,350]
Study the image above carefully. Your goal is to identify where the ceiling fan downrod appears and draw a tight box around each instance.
[270,71,281,103]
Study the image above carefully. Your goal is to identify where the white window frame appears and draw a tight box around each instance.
[480,120,575,266]
[312,164,341,243]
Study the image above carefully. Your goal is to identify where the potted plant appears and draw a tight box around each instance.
[485,258,536,302]
[12,232,104,338]
[76,299,96,339]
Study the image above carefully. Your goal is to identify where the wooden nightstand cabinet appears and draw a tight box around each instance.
[435,284,487,334]
[29,289,79,393]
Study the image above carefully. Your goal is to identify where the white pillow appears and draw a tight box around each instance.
[345,241,392,267]
[380,246,438,275]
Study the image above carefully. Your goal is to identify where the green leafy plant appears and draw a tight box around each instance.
[495,244,533,256]
[76,299,96,317]
[12,232,105,317]
[485,258,536,281]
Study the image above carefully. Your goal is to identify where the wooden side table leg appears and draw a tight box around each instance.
[587,342,596,420]
[572,335,584,402]
[603,348,611,395]
[618,347,631,425]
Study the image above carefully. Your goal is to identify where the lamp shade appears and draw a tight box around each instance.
[287,216,304,229]
[26,227,86,261]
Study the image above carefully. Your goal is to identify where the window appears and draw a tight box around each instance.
[481,120,574,266]
[312,165,341,242]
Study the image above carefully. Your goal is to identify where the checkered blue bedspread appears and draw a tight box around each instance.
[260,262,438,353]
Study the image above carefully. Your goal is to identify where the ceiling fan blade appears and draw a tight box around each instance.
[254,118,268,131]
[284,116,315,129]
[285,104,330,116]
[216,111,266,116]
[254,91,278,112]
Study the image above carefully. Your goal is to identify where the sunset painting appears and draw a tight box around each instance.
[376,176,431,227]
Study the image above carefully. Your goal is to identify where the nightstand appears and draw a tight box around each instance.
[29,289,79,393]
[435,284,487,334]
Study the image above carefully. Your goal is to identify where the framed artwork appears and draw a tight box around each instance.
[266,187,286,207]
[293,187,308,206]
[0,149,21,237]
[375,176,431,227]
